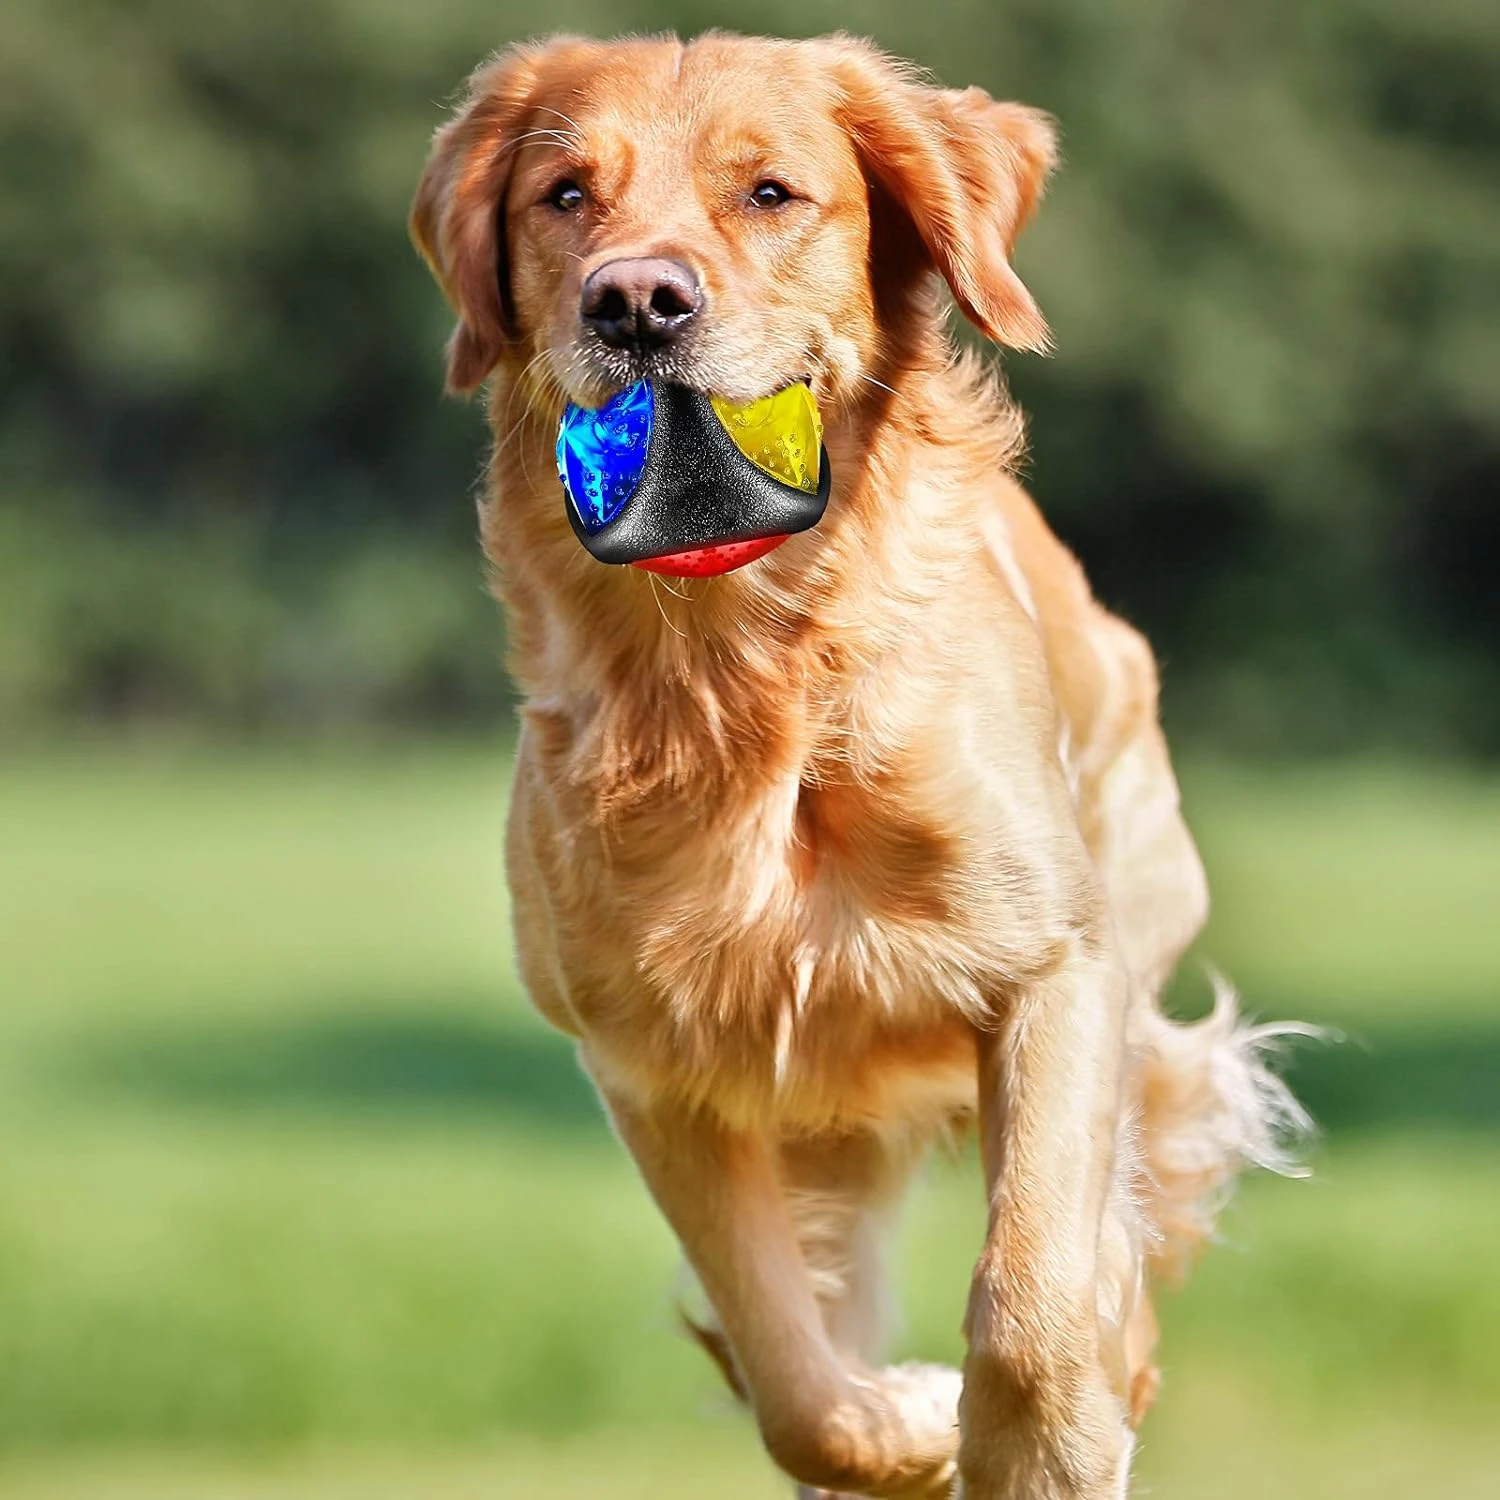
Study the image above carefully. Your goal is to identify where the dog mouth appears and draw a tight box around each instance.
[577,336,811,404]
[557,377,829,578]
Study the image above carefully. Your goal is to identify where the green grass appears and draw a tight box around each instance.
[0,743,1497,1496]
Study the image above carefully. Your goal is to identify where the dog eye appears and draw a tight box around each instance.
[748,180,792,209]
[546,179,586,212]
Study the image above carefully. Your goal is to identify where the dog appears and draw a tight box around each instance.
[410,31,1307,1499]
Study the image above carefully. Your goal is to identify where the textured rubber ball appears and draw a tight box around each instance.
[710,383,823,494]
[557,381,830,576]
[632,534,791,577]
[555,381,654,533]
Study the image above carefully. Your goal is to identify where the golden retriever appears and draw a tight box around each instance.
[410,31,1307,1500]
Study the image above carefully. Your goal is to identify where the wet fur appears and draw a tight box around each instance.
[412,30,1307,1499]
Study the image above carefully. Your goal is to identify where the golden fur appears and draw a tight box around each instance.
[411,31,1307,1499]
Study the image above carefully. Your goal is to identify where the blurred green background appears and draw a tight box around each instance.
[2,0,1497,1496]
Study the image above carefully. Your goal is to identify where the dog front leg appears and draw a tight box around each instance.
[596,1075,960,1499]
[958,944,1134,1500]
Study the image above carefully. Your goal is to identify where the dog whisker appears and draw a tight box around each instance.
[646,572,690,638]
[495,348,559,465]
[532,104,586,136]
[651,573,694,602]
[499,128,581,159]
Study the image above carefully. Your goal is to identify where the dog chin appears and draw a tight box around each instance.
[557,345,811,411]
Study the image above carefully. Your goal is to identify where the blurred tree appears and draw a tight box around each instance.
[2,0,1496,747]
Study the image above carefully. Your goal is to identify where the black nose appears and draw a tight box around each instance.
[581,257,702,351]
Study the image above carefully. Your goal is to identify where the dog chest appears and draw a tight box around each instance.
[531,762,1058,1129]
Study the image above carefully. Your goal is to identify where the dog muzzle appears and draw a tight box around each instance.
[556,380,830,577]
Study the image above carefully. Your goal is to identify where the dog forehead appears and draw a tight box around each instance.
[528,35,847,165]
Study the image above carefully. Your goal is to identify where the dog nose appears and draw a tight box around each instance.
[581,258,702,351]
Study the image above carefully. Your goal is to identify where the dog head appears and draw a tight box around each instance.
[411,32,1056,411]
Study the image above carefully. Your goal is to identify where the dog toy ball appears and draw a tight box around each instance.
[556,381,830,577]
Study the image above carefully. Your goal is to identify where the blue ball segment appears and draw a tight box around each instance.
[556,381,654,533]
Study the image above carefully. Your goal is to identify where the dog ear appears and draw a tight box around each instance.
[816,37,1058,353]
[410,43,551,392]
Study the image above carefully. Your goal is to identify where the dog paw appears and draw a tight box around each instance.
[771,1361,960,1499]
[879,1361,964,1443]
[956,1436,1131,1500]
[874,1361,963,1495]
[956,1359,1132,1500]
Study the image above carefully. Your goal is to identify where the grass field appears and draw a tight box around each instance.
[0,742,1496,1497]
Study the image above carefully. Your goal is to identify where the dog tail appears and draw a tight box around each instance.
[1131,974,1316,1278]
